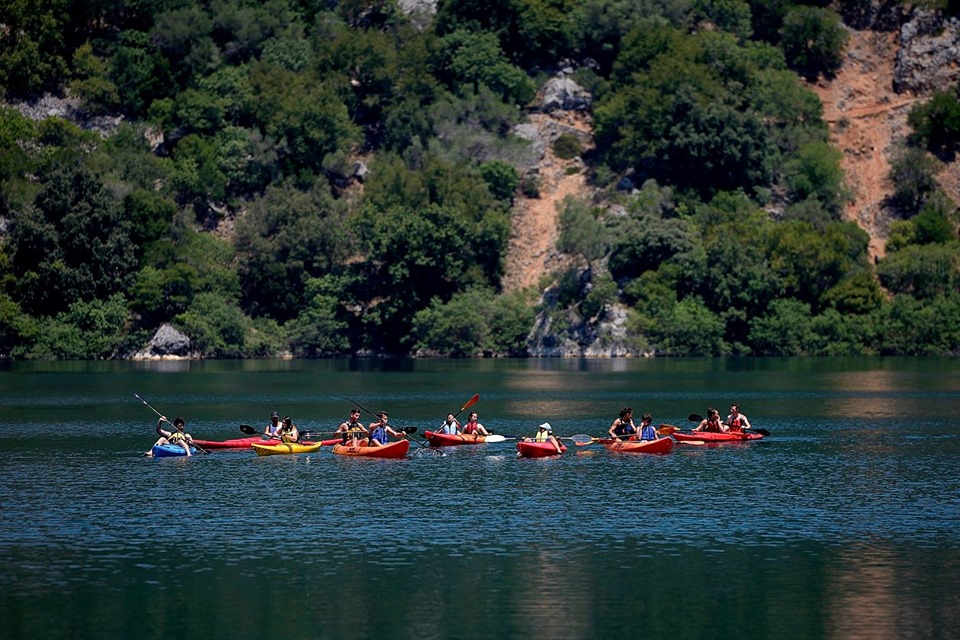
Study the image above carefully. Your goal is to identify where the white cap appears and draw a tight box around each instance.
[539,422,552,432]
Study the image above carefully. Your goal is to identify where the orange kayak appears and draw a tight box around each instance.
[424,430,488,446]
[331,439,410,459]
[602,438,674,454]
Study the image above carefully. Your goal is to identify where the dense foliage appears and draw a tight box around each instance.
[0,0,957,358]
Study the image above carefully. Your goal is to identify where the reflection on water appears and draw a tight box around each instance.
[1,358,960,639]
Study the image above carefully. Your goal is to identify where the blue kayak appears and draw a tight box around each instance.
[151,443,195,457]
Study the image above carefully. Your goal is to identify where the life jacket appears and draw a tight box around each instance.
[729,416,742,432]
[639,425,657,441]
[370,426,389,444]
[168,430,186,443]
[279,424,296,442]
[613,420,635,437]
[463,422,479,435]
[534,430,549,442]
[705,417,723,432]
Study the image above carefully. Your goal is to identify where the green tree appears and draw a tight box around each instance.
[479,160,520,202]
[873,293,960,355]
[10,159,136,317]
[779,6,847,80]
[784,140,848,216]
[0,0,69,97]
[352,201,478,352]
[410,287,534,356]
[435,0,580,69]
[174,292,250,358]
[693,0,753,41]
[287,276,350,357]
[649,296,728,355]
[558,197,610,270]
[235,181,350,319]
[907,89,960,156]
[877,243,960,301]
[748,298,815,355]
[434,30,535,105]
[248,63,360,176]
[109,30,175,116]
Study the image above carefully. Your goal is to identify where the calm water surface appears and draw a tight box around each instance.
[1,358,959,639]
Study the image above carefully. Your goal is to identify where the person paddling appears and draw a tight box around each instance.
[636,413,660,441]
[264,411,282,439]
[725,404,752,432]
[608,407,637,441]
[461,411,490,439]
[365,410,403,447]
[438,413,460,435]
[693,408,727,433]
[278,416,299,443]
[525,422,562,454]
[335,408,367,445]
[146,416,194,456]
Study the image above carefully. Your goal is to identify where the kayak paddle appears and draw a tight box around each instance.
[134,392,209,454]
[345,398,442,455]
[453,393,480,418]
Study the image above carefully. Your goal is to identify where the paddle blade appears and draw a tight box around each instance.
[239,424,257,435]
[678,440,705,445]
[569,434,595,446]
[484,434,506,443]
[753,428,771,437]
[658,425,680,435]
[688,413,703,423]
[461,393,480,411]
[400,426,418,434]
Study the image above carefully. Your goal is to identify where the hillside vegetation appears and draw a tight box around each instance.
[0,0,958,359]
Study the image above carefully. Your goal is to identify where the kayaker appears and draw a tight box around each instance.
[461,411,490,439]
[438,413,461,435]
[527,422,562,454]
[725,404,752,432]
[278,416,299,443]
[264,411,282,438]
[146,416,194,456]
[608,407,637,441]
[335,408,367,445]
[693,408,727,433]
[366,411,403,447]
[637,413,660,441]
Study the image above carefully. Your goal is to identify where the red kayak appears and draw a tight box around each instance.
[673,431,763,443]
[194,436,341,449]
[331,439,411,459]
[602,437,674,454]
[424,430,489,446]
[193,436,282,449]
[516,440,566,458]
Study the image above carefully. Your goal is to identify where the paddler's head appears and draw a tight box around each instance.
[173,417,185,430]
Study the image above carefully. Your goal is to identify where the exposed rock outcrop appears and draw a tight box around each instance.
[894,10,960,93]
[539,77,592,113]
[131,324,197,360]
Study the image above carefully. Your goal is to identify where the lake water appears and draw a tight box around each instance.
[1,358,959,639]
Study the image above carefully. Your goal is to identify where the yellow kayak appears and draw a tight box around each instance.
[252,441,324,456]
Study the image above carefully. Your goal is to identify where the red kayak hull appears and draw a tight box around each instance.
[193,436,283,449]
[516,441,566,458]
[424,430,488,446]
[602,438,674,454]
[331,439,411,458]
[673,431,763,443]
[193,436,340,449]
